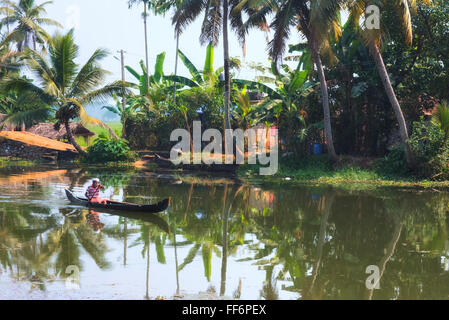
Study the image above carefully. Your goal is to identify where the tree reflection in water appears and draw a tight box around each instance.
[1,166,449,299]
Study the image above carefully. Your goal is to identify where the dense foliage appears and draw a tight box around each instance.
[0,0,448,179]
[409,118,449,179]
[84,134,136,163]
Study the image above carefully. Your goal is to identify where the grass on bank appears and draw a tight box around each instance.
[237,154,449,190]
[75,122,123,148]
[0,157,35,167]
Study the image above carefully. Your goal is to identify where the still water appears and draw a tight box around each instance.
[0,165,449,300]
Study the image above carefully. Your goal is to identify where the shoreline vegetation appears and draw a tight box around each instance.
[2,153,449,191]
[0,1,448,193]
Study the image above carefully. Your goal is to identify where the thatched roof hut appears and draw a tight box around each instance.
[27,122,95,141]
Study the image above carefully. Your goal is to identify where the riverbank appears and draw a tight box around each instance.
[2,152,448,191]
[237,154,449,191]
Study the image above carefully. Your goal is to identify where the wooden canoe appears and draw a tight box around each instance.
[65,189,170,213]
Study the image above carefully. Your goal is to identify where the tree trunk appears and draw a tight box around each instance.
[143,2,150,88]
[64,120,87,155]
[173,32,180,103]
[122,117,127,140]
[123,218,128,266]
[220,184,229,297]
[121,49,127,140]
[311,44,339,163]
[370,42,415,167]
[184,112,194,157]
[223,0,231,132]
[145,232,150,300]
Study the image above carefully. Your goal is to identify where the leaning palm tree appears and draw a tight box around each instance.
[1,30,125,154]
[172,0,265,140]
[346,0,431,167]
[0,0,62,52]
[239,0,343,163]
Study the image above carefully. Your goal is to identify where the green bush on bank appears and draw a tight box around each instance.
[375,146,410,178]
[83,134,136,163]
[408,118,449,179]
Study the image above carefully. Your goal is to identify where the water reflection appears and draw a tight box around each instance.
[0,166,449,299]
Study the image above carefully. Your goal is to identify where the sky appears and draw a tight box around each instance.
[44,0,298,84]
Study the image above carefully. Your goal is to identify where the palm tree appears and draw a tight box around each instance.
[0,0,62,52]
[1,30,125,154]
[151,0,184,101]
[239,0,344,163]
[346,0,431,167]
[128,0,152,87]
[241,0,346,163]
[172,0,254,144]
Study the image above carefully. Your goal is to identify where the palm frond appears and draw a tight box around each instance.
[0,76,54,104]
[172,0,207,35]
[267,0,297,68]
[69,48,110,97]
[49,30,79,92]
[1,107,51,128]
[34,17,62,28]
[200,0,222,46]
[24,48,59,96]
[178,243,201,271]
[78,81,130,106]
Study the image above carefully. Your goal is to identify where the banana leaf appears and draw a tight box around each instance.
[153,52,166,83]
[178,49,203,85]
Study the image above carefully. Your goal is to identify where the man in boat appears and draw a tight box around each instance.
[85,179,107,204]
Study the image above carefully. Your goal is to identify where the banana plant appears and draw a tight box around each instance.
[233,54,318,150]
[125,51,168,96]
[231,85,256,130]
[239,60,317,125]
[433,101,449,143]
[164,42,222,90]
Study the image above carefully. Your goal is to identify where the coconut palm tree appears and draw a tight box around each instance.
[151,0,184,101]
[0,0,62,52]
[1,30,126,154]
[238,0,344,163]
[172,0,262,143]
[128,0,152,87]
[346,0,431,167]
